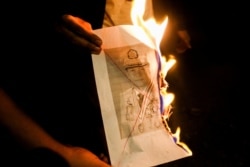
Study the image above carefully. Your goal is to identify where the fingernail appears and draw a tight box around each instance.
[95,39,102,46]
[92,46,102,54]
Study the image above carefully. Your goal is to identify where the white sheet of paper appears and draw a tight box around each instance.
[92,25,191,167]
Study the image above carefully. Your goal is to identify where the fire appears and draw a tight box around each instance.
[131,0,192,155]
[131,0,168,53]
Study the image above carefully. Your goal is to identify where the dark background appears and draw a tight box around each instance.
[160,1,247,167]
[0,1,247,167]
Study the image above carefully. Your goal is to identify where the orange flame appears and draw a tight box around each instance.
[131,0,168,53]
[131,0,192,155]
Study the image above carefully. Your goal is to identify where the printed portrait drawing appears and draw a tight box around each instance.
[104,43,164,139]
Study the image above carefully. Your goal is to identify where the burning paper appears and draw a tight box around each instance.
[92,25,192,167]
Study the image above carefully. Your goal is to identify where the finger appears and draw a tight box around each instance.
[177,30,191,48]
[183,39,192,49]
[62,15,102,47]
[59,25,102,54]
[99,153,110,164]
